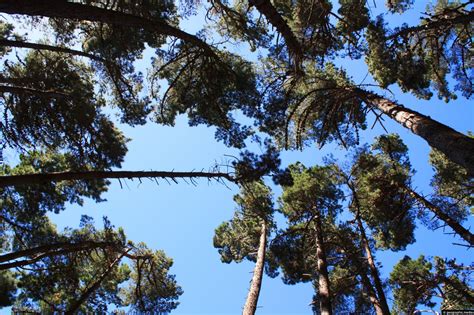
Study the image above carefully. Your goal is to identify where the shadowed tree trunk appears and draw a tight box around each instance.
[242,221,267,315]
[358,264,386,315]
[0,0,215,56]
[247,0,302,62]
[356,216,391,315]
[314,214,332,315]
[407,189,474,246]
[0,39,103,61]
[0,170,234,187]
[359,89,474,175]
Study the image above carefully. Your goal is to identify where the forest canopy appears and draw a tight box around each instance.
[0,0,472,314]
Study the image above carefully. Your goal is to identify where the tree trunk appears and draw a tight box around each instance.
[356,216,391,315]
[0,39,103,61]
[359,89,474,175]
[314,214,332,315]
[358,267,386,315]
[242,221,267,315]
[408,189,474,246]
[0,170,234,187]
[247,0,302,63]
[0,0,215,56]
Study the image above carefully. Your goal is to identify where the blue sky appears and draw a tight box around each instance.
[2,1,473,314]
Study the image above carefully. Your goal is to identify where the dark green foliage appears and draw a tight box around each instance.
[0,270,15,307]
[121,246,183,313]
[351,134,416,250]
[214,181,274,263]
[365,1,473,100]
[386,0,414,13]
[1,50,128,169]
[429,145,473,212]
[2,216,182,313]
[390,255,474,313]
[152,46,259,148]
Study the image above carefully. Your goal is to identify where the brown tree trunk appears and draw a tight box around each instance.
[0,170,234,187]
[359,89,474,175]
[314,214,332,315]
[358,268,386,315]
[0,0,215,56]
[0,39,103,61]
[248,0,302,62]
[242,221,267,315]
[0,241,119,270]
[356,216,391,315]
[408,189,474,246]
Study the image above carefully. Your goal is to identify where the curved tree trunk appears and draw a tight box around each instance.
[0,170,234,187]
[359,89,474,175]
[408,189,474,246]
[0,0,215,56]
[356,216,391,315]
[314,214,332,315]
[248,0,302,63]
[242,221,267,315]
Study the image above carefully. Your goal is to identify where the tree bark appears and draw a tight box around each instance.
[358,267,386,315]
[314,214,332,315]
[387,9,474,40]
[0,241,120,270]
[0,0,215,57]
[359,89,474,175]
[356,216,391,315]
[248,0,302,62]
[0,84,70,99]
[0,39,103,61]
[0,170,234,187]
[242,221,267,315]
[408,188,474,246]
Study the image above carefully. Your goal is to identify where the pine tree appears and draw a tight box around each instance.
[213,181,274,315]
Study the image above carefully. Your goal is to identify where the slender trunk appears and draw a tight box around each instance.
[0,39,103,61]
[408,189,474,246]
[0,85,70,99]
[359,89,474,175]
[0,241,117,264]
[242,221,267,315]
[0,170,234,187]
[356,216,391,315]
[0,0,215,57]
[358,267,386,315]
[387,10,474,40]
[314,214,332,315]
[65,249,129,315]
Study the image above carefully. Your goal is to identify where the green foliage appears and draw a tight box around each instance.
[366,1,472,100]
[351,134,416,250]
[152,46,259,148]
[386,0,414,13]
[121,246,183,313]
[429,145,473,211]
[213,181,274,263]
[390,255,474,313]
[0,270,16,307]
[1,50,128,169]
[2,216,182,313]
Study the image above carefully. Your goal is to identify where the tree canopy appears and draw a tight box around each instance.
[0,0,472,313]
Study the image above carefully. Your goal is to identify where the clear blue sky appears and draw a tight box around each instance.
[3,1,473,314]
